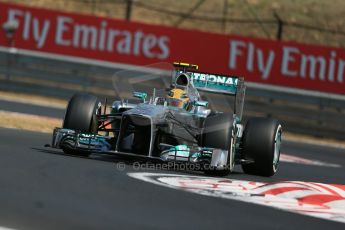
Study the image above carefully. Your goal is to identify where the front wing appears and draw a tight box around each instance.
[51,128,230,170]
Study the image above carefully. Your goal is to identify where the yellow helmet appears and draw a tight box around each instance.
[167,88,190,109]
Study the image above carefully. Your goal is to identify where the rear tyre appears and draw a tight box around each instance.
[62,93,100,156]
[241,118,282,177]
[202,113,235,176]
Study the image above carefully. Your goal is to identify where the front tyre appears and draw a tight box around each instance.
[241,118,282,177]
[62,93,100,156]
[63,93,100,133]
[202,113,236,176]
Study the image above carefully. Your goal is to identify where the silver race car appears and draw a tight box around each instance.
[51,62,282,177]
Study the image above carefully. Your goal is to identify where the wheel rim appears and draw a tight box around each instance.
[273,125,282,172]
[228,136,235,172]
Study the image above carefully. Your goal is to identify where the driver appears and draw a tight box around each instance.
[167,88,190,109]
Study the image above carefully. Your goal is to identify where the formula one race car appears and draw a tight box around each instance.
[51,62,282,177]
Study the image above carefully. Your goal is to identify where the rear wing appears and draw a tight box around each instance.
[173,70,243,95]
[190,72,241,95]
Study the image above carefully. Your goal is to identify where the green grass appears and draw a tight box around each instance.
[2,0,345,47]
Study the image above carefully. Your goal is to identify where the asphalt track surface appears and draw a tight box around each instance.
[0,127,344,230]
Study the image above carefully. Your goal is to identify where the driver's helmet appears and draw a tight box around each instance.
[167,88,190,109]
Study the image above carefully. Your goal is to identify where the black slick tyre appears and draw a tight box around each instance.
[241,118,282,177]
[62,93,100,156]
[202,113,236,176]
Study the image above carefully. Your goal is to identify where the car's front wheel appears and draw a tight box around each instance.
[62,93,100,156]
[202,113,236,176]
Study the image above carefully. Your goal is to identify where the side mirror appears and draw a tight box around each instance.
[193,100,208,107]
[133,92,147,102]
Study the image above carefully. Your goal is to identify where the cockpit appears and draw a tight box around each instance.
[166,73,193,109]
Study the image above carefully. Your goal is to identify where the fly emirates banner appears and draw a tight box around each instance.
[1,2,345,95]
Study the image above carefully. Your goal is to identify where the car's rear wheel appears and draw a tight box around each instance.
[202,113,235,176]
[62,93,100,156]
[241,118,282,177]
